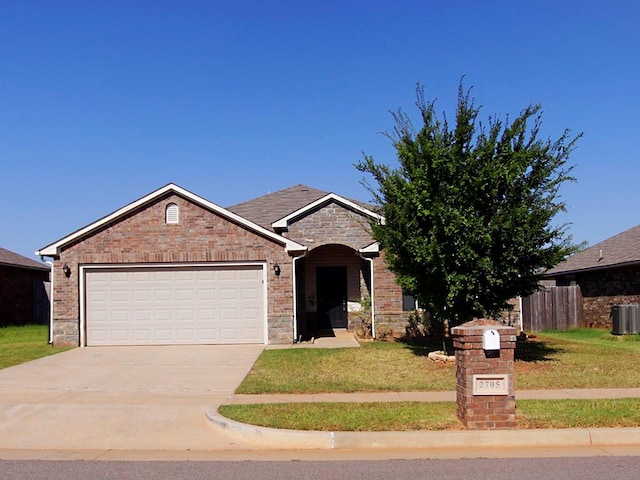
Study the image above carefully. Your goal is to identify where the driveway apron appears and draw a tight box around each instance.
[0,345,264,451]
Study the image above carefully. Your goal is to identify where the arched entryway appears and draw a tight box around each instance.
[294,244,372,340]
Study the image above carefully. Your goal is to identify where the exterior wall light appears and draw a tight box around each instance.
[62,263,71,278]
[272,262,281,276]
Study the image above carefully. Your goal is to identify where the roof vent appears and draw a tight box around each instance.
[166,203,179,224]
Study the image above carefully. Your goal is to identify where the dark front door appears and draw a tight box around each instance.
[316,266,348,329]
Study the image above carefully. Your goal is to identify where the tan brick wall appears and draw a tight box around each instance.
[52,193,293,345]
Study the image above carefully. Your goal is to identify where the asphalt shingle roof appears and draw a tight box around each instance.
[544,224,640,276]
[227,184,375,232]
[0,247,50,271]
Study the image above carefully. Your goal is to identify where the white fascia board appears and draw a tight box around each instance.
[272,193,384,229]
[36,183,306,257]
[359,242,380,255]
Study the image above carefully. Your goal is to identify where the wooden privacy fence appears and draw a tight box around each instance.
[522,286,583,332]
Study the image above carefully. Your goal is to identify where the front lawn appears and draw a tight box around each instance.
[0,325,72,369]
[237,329,640,394]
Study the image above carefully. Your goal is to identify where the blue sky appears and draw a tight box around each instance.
[2,1,639,260]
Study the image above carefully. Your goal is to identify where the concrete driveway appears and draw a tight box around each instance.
[0,345,264,451]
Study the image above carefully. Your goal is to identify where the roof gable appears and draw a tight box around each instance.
[544,223,640,276]
[0,247,50,271]
[227,184,381,232]
[271,192,383,230]
[37,184,306,257]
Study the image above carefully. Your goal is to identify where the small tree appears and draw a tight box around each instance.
[357,81,581,329]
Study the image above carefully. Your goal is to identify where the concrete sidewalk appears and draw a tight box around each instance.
[207,387,640,451]
[225,387,640,404]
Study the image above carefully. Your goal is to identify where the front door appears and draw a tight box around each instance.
[316,266,348,329]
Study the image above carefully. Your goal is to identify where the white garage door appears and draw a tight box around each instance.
[85,265,265,346]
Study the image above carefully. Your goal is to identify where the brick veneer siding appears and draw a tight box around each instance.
[372,250,409,336]
[564,265,640,329]
[51,194,294,346]
[452,320,517,430]
[0,265,49,326]
[285,203,408,335]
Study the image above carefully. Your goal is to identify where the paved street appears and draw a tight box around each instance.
[3,457,640,480]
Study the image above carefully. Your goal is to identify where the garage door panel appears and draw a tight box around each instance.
[86,265,264,346]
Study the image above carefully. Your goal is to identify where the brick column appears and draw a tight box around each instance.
[452,319,517,429]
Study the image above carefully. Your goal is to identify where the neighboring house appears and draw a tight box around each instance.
[542,224,640,328]
[0,247,50,326]
[37,184,411,347]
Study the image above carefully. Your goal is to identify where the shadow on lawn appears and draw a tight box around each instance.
[515,337,562,362]
[398,337,455,358]
[397,336,561,362]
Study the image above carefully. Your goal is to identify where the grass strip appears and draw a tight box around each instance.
[0,325,72,369]
[220,401,461,431]
[219,398,640,431]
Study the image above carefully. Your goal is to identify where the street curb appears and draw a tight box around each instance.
[206,410,640,450]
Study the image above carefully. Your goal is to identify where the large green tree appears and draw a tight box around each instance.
[357,81,581,328]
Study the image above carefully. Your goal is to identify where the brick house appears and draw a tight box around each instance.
[542,224,640,328]
[37,184,411,346]
[0,247,50,327]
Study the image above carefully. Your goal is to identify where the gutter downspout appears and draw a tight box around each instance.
[358,254,375,339]
[292,251,308,342]
[45,260,54,344]
[518,296,523,331]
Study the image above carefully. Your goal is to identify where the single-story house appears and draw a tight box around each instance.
[543,223,640,328]
[37,183,413,346]
[0,247,50,327]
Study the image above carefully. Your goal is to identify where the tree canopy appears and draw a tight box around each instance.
[357,81,581,327]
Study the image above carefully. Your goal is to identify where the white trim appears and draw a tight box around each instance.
[358,254,376,339]
[45,261,54,344]
[292,251,308,342]
[272,193,383,229]
[37,184,306,256]
[79,262,269,347]
[165,202,179,224]
[359,242,380,255]
[79,266,86,347]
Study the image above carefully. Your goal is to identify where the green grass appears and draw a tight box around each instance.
[219,398,640,431]
[220,401,460,431]
[236,339,456,394]
[237,329,640,394]
[515,329,640,389]
[0,325,72,369]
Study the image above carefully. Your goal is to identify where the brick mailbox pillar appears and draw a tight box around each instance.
[452,319,517,430]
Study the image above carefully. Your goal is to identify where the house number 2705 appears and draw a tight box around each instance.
[472,374,509,395]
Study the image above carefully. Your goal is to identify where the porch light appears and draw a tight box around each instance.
[62,263,71,278]
[272,262,281,276]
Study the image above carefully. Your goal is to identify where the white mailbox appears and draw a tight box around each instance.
[483,329,500,350]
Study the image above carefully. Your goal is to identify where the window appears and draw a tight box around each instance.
[166,203,179,224]
[402,289,419,311]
